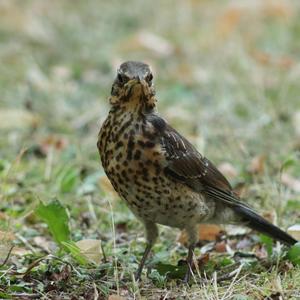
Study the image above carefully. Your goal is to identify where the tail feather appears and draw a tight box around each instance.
[233,205,297,246]
[204,186,297,246]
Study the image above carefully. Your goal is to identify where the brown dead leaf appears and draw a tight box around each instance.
[248,155,265,175]
[40,135,68,153]
[108,295,126,300]
[215,241,227,253]
[177,224,223,246]
[224,225,249,236]
[198,224,223,241]
[33,236,53,253]
[287,224,300,240]
[50,265,71,282]
[254,245,268,259]
[196,253,210,269]
[236,238,253,250]
[281,173,300,192]
[75,239,102,264]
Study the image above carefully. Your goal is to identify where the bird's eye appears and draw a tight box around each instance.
[146,73,153,83]
[117,73,128,84]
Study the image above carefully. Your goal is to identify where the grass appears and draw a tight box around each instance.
[1,0,300,299]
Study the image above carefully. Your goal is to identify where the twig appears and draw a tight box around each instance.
[9,254,81,277]
[217,263,244,283]
[0,245,14,267]
[10,293,40,299]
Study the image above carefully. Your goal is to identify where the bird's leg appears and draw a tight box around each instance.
[135,243,152,281]
[135,221,158,281]
[184,243,195,283]
[183,225,198,283]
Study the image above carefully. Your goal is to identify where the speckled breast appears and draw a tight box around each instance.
[98,110,214,228]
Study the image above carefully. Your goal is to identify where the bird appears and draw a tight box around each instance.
[97,61,297,282]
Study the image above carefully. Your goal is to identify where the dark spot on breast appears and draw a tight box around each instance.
[145,141,155,148]
[126,136,135,160]
[115,141,123,149]
[116,153,122,161]
[133,150,141,160]
[137,140,155,148]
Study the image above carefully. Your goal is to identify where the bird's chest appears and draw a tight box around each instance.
[98,112,213,228]
[98,111,162,196]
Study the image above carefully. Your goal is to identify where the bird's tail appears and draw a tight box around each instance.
[233,205,297,246]
[204,186,297,246]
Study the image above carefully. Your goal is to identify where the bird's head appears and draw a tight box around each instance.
[109,61,156,112]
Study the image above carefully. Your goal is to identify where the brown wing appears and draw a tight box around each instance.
[147,114,232,192]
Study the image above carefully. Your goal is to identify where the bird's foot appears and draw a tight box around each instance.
[183,268,193,284]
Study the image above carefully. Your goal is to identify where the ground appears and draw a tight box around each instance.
[0,0,300,299]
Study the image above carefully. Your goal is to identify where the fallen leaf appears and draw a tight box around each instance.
[196,253,210,269]
[40,135,68,153]
[248,155,265,174]
[287,224,300,240]
[50,265,71,282]
[33,236,53,253]
[108,295,126,300]
[254,244,268,259]
[198,224,224,241]
[225,225,250,236]
[75,239,102,264]
[236,238,253,250]
[177,224,223,246]
[281,173,300,192]
[215,241,227,253]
